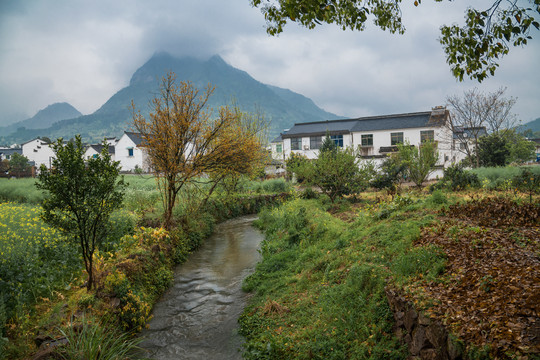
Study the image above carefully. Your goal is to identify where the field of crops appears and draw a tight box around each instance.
[0,202,80,321]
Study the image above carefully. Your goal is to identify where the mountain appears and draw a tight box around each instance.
[0,53,342,145]
[521,117,540,135]
[0,102,82,137]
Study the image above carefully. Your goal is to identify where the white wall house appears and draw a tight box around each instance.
[21,138,56,169]
[84,144,116,162]
[274,107,457,180]
[115,131,150,172]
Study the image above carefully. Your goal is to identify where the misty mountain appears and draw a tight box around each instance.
[1,53,343,145]
[521,117,540,134]
[0,102,82,137]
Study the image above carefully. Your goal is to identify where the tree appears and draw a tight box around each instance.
[131,72,267,229]
[370,153,407,199]
[293,135,375,202]
[9,153,30,178]
[36,136,125,291]
[251,0,539,82]
[477,132,511,167]
[503,129,536,163]
[446,87,517,167]
[396,141,439,188]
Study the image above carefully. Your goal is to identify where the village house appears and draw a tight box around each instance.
[84,144,116,161]
[271,107,469,179]
[21,138,56,169]
[0,146,22,161]
[115,131,150,172]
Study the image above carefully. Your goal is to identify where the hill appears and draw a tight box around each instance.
[0,103,82,137]
[521,117,540,136]
[0,53,342,144]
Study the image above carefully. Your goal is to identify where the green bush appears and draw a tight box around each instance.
[56,315,143,359]
[443,164,480,191]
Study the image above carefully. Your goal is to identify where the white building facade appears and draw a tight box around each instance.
[115,131,150,172]
[274,107,456,179]
[21,138,56,169]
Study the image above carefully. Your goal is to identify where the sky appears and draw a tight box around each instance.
[0,0,538,128]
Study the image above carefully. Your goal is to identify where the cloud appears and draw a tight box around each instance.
[0,0,538,127]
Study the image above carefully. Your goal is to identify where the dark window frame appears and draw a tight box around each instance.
[420,130,435,143]
[361,134,373,146]
[310,136,322,150]
[290,137,302,151]
[390,132,404,146]
[330,134,344,147]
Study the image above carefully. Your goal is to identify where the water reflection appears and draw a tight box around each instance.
[138,216,263,360]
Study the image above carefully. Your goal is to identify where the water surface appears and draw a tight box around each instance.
[138,216,263,359]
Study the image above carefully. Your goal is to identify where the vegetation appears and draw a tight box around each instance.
[289,136,375,202]
[396,140,438,187]
[240,188,539,359]
[251,0,540,81]
[131,72,267,229]
[36,136,126,290]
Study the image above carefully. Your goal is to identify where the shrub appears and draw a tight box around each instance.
[56,315,143,359]
[442,164,480,191]
[512,168,540,203]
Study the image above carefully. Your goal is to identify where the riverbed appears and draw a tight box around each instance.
[138,215,263,359]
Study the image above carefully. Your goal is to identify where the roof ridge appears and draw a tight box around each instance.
[292,111,432,126]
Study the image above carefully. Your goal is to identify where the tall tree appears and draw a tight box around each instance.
[8,153,30,178]
[251,0,539,82]
[132,72,267,229]
[397,140,439,188]
[36,136,125,291]
[446,87,517,167]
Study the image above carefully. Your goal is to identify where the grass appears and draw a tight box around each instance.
[239,195,449,359]
[468,165,540,189]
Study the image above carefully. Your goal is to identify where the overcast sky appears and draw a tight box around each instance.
[0,0,538,127]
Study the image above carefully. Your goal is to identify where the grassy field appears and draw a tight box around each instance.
[0,174,291,359]
[239,190,539,359]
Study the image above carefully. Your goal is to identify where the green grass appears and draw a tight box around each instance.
[0,178,45,204]
[468,165,540,189]
[239,196,449,359]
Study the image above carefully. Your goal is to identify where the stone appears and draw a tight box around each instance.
[419,348,439,360]
[404,307,418,333]
[418,312,431,326]
[410,326,430,355]
[425,323,448,349]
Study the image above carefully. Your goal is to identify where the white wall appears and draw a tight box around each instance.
[115,134,148,172]
[22,139,55,169]
[283,133,353,159]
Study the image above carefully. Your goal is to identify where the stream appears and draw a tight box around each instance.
[138,215,264,360]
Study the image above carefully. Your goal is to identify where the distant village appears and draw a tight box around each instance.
[2,107,539,178]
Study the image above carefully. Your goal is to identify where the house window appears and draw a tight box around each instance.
[310,136,322,150]
[92,154,98,159]
[330,135,343,147]
[361,134,373,146]
[459,142,467,150]
[128,148,134,157]
[391,132,404,146]
[276,144,282,153]
[421,130,434,143]
[291,137,302,150]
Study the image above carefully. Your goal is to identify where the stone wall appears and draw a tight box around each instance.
[385,287,465,360]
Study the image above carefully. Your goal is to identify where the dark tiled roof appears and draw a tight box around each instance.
[124,131,143,146]
[271,134,283,143]
[0,148,22,156]
[453,127,487,139]
[282,110,448,138]
[89,144,115,155]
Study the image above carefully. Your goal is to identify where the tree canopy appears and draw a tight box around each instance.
[132,72,268,229]
[251,0,539,82]
[36,136,125,290]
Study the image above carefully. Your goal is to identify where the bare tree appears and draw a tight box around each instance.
[446,87,517,167]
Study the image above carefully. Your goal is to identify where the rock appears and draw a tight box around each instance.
[426,323,448,350]
[34,334,53,347]
[420,348,439,360]
[418,312,431,326]
[410,326,430,355]
[404,307,418,333]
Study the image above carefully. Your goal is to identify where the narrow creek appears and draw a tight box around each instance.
[138,215,264,360]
